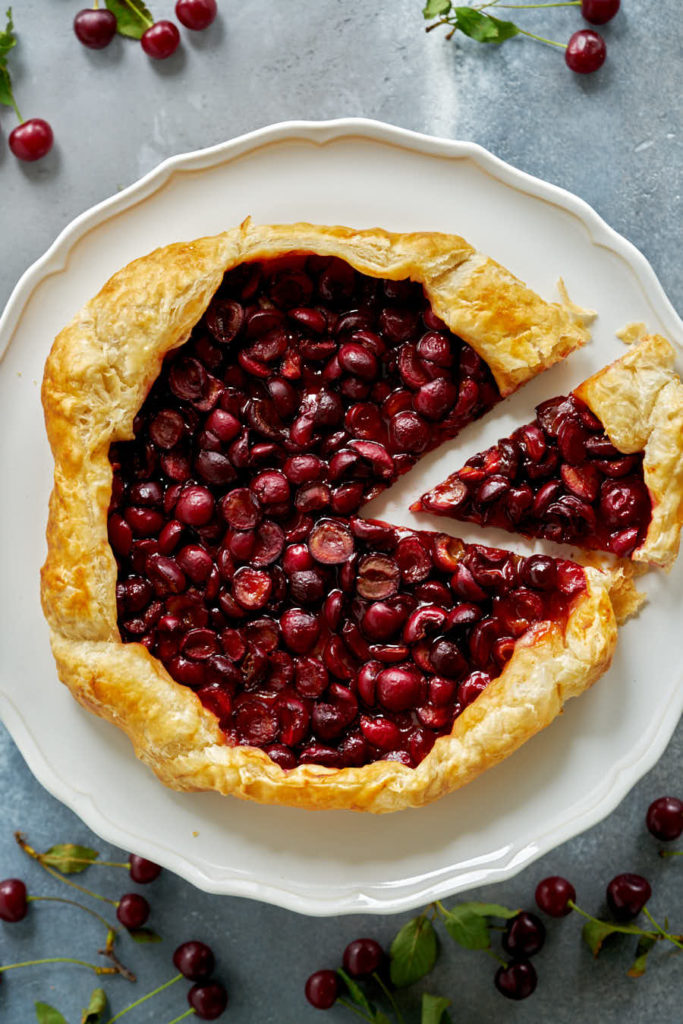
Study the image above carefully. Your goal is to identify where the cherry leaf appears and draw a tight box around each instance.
[458,901,519,920]
[81,988,108,1024]
[421,993,452,1024]
[423,0,451,18]
[128,926,162,943]
[105,0,153,40]
[441,904,491,950]
[35,1004,69,1024]
[0,7,17,61]
[627,935,657,978]
[336,968,374,1014]
[390,915,439,988]
[43,844,99,874]
[0,65,13,107]
[454,8,519,44]
[581,919,645,957]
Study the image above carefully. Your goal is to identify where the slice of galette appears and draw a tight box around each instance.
[41,220,628,813]
[416,335,683,569]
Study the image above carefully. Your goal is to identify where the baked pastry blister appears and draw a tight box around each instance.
[41,221,651,812]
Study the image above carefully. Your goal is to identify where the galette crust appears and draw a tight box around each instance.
[42,220,602,813]
[573,334,683,569]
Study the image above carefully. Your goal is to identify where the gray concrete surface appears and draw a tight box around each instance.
[1,1,681,1021]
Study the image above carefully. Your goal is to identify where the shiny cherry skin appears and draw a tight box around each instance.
[565,30,606,73]
[141,20,181,59]
[176,0,218,30]
[606,873,652,921]
[116,892,150,929]
[0,879,28,922]
[74,8,117,48]
[581,0,620,24]
[173,940,216,980]
[188,981,228,1020]
[343,937,384,977]
[494,959,537,1000]
[305,970,339,1009]
[535,876,576,917]
[128,854,162,883]
[502,912,546,958]
[9,119,54,162]
[646,796,683,842]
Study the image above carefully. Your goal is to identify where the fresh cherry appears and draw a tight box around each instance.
[188,981,228,1019]
[8,119,54,162]
[116,892,150,929]
[176,0,218,30]
[0,879,28,923]
[174,940,216,980]
[646,796,683,842]
[342,937,384,977]
[581,0,620,24]
[606,873,652,921]
[305,969,339,1009]
[502,912,546,958]
[128,854,162,883]
[565,29,606,73]
[535,876,576,917]
[141,21,181,59]
[494,959,537,1000]
[74,8,118,48]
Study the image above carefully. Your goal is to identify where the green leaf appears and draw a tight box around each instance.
[421,993,452,1024]
[441,905,490,951]
[105,0,153,40]
[390,916,438,988]
[423,0,451,18]
[336,968,373,1014]
[81,988,107,1024]
[454,8,519,44]
[459,901,519,920]
[43,844,99,874]
[35,1004,69,1024]
[581,919,646,957]
[627,935,657,978]
[128,927,162,943]
[0,64,13,107]
[0,7,16,61]
[374,1015,392,1024]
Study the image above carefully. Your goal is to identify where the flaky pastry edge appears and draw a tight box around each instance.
[42,220,602,813]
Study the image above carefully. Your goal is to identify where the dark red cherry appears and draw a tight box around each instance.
[116,893,150,929]
[494,959,537,1000]
[0,879,28,922]
[305,969,339,1009]
[502,912,546,958]
[173,940,216,980]
[141,20,181,59]
[128,854,162,884]
[342,938,384,977]
[176,0,218,31]
[74,8,117,48]
[9,119,54,162]
[646,796,683,842]
[581,0,619,24]
[565,29,606,73]
[188,981,228,1019]
[606,873,651,921]
[535,876,576,917]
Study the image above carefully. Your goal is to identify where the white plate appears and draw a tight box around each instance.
[1,119,681,917]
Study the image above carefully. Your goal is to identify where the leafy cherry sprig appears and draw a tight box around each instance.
[0,7,20,119]
[423,0,573,48]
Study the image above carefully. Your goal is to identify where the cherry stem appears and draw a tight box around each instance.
[659,850,683,858]
[516,26,567,47]
[28,895,116,934]
[338,998,376,1023]
[568,899,683,951]
[0,957,118,976]
[642,907,683,952]
[103,974,183,1024]
[15,834,118,906]
[484,947,508,967]
[165,1012,196,1024]
[372,971,405,1024]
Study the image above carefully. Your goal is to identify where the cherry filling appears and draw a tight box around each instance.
[416,393,652,558]
[108,253,584,771]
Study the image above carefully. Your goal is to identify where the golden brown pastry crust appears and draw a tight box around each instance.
[42,220,603,813]
[573,334,683,569]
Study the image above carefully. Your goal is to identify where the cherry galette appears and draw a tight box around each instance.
[41,222,630,812]
[416,335,683,568]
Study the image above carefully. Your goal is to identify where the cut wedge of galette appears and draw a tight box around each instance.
[416,334,683,569]
[41,221,635,813]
